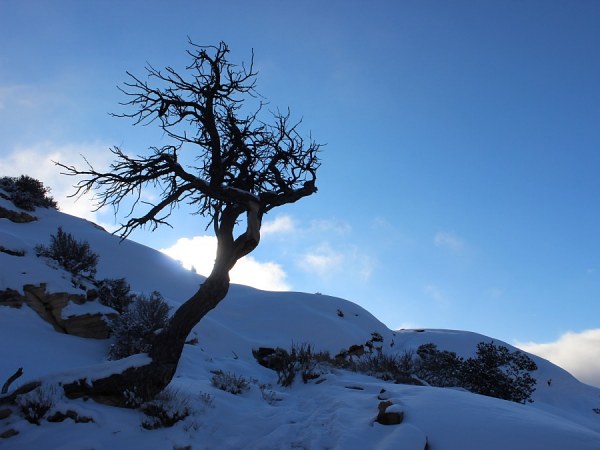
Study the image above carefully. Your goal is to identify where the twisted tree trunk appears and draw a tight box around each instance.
[63,206,260,406]
[63,272,231,405]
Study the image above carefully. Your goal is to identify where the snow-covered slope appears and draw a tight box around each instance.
[1,199,599,449]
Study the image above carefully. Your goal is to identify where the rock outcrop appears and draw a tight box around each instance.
[0,206,36,223]
[0,284,116,339]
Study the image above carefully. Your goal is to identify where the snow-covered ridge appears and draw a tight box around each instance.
[1,198,599,449]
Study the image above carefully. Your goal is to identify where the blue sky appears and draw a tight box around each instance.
[2,0,600,368]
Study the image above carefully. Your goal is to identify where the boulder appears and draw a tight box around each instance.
[376,400,404,425]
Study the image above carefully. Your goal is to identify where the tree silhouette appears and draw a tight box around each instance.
[57,41,321,405]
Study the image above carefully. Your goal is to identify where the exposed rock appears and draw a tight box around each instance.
[0,428,18,439]
[336,333,386,362]
[376,400,404,425]
[62,313,113,339]
[0,246,25,257]
[47,410,94,423]
[0,284,116,339]
[253,347,289,372]
[23,284,72,333]
[335,343,365,361]
[0,408,11,420]
[0,289,23,308]
[86,288,99,301]
[0,206,36,223]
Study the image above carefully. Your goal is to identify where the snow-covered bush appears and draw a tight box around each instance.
[211,371,250,395]
[413,342,537,403]
[460,341,537,404]
[16,384,58,425]
[415,343,463,387]
[109,291,170,360]
[35,227,98,278]
[253,344,330,387]
[140,388,191,429]
[97,278,135,314]
[0,175,57,211]
[354,351,418,385]
[255,340,537,403]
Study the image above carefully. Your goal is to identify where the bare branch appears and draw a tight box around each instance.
[57,40,320,252]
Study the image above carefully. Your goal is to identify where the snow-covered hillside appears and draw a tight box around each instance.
[1,195,599,449]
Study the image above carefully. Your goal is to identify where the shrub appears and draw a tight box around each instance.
[412,342,537,403]
[253,340,537,403]
[0,175,57,211]
[140,388,191,429]
[355,352,419,385]
[253,347,297,387]
[16,384,57,425]
[253,343,330,387]
[97,278,135,314]
[109,291,170,360]
[288,343,328,384]
[415,343,463,387]
[211,371,250,395]
[461,341,537,404]
[35,227,99,278]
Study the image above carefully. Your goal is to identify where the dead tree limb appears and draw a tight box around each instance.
[1,367,23,395]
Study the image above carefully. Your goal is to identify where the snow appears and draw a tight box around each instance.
[61,301,116,319]
[1,200,600,449]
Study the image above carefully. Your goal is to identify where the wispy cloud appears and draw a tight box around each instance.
[434,231,466,252]
[160,235,290,291]
[261,215,296,236]
[300,243,344,277]
[308,218,352,235]
[299,243,375,281]
[516,329,600,388]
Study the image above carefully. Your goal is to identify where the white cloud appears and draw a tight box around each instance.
[299,243,375,281]
[300,243,345,277]
[261,215,296,236]
[0,142,115,229]
[309,218,352,235]
[516,329,600,388]
[160,235,290,291]
[434,231,466,252]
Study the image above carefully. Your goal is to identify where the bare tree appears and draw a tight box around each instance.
[56,41,320,405]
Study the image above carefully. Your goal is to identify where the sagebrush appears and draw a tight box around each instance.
[16,384,58,425]
[35,226,99,278]
[109,291,170,360]
[211,371,250,395]
[96,277,135,314]
[0,175,58,211]
[255,340,537,403]
[140,388,191,429]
